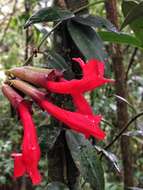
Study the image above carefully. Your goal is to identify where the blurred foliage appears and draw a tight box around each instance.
[0,0,143,189]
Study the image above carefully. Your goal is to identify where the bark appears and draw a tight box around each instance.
[47,1,88,189]
[105,0,134,189]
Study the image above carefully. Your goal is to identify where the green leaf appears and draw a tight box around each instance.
[38,124,61,153]
[34,23,49,35]
[73,15,118,32]
[67,20,108,62]
[113,94,136,112]
[47,182,69,190]
[121,1,143,29]
[24,7,74,28]
[98,31,142,48]
[122,0,143,43]
[44,51,71,71]
[94,145,120,173]
[66,130,105,190]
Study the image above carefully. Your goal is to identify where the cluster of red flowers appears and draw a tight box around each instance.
[2,58,113,185]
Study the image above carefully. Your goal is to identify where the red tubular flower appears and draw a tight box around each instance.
[47,58,114,94]
[72,93,93,115]
[5,66,63,87]
[9,80,105,140]
[2,84,41,185]
[41,100,104,139]
[6,58,113,117]
[6,58,113,94]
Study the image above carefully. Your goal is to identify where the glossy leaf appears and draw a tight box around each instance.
[24,7,74,28]
[66,130,105,190]
[94,145,120,173]
[67,20,108,62]
[113,94,136,112]
[44,51,70,71]
[47,182,69,190]
[73,15,118,32]
[98,31,142,48]
[121,1,143,29]
[122,0,143,43]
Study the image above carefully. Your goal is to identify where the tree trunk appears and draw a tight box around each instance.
[105,0,134,189]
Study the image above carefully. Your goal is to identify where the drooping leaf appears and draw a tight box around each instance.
[121,1,143,29]
[98,31,142,48]
[66,130,105,190]
[34,23,50,35]
[122,0,137,18]
[122,0,143,43]
[123,130,143,137]
[24,7,74,28]
[47,182,69,190]
[44,51,71,71]
[67,20,108,62]
[94,145,120,173]
[113,94,136,112]
[73,15,118,32]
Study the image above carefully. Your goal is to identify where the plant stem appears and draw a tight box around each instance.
[73,0,105,13]
[104,111,143,150]
[24,0,105,65]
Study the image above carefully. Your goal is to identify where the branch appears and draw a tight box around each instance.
[73,0,105,13]
[125,47,138,81]
[104,111,143,150]
[23,22,61,65]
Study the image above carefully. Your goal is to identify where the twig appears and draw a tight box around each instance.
[24,0,31,61]
[24,22,61,65]
[38,22,61,50]
[0,0,17,43]
[104,111,143,150]
[73,0,105,14]
[125,47,138,81]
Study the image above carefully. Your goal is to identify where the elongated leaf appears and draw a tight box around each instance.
[73,15,118,32]
[122,1,137,18]
[34,23,50,35]
[123,130,143,137]
[94,145,120,173]
[66,130,105,190]
[44,51,70,70]
[98,31,142,48]
[121,1,143,29]
[24,7,74,28]
[47,182,69,190]
[67,20,108,62]
[113,94,136,112]
[122,0,143,44]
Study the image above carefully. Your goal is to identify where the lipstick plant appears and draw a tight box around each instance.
[1,3,119,190]
[2,57,113,187]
